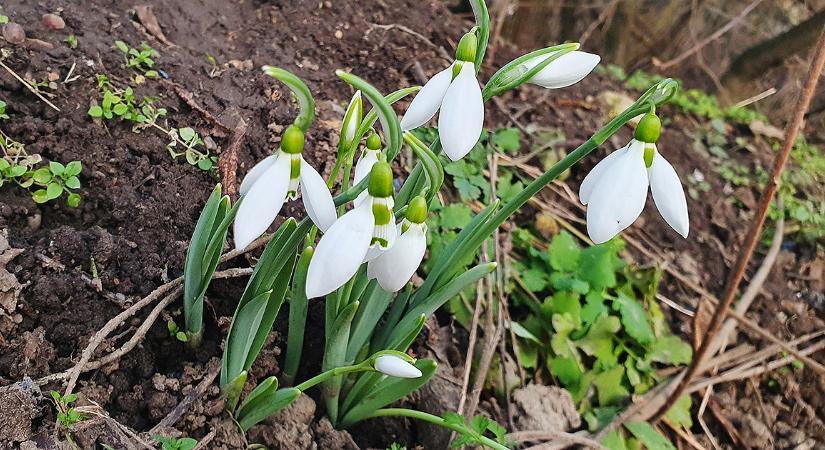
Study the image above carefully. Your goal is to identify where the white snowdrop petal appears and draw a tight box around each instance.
[400,66,454,131]
[299,158,337,232]
[239,155,278,196]
[369,224,427,292]
[586,144,649,244]
[649,149,689,238]
[374,355,422,378]
[526,51,600,89]
[342,91,362,144]
[438,63,484,161]
[579,144,629,205]
[233,155,291,250]
[353,150,379,206]
[305,203,374,299]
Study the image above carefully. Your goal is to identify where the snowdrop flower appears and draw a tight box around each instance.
[367,196,428,292]
[341,90,363,150]
[400,32,483,161]
[234,125,336,250]
[306,162,397,298]
[373,355,422,378]
[353,133,383,205]
[522,50,600,89]
[580,112,689,244]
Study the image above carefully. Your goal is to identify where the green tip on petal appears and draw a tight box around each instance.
[368,161,393,198]
[281,125,305,154]
[635,112,661,143]
[405,196,428,224]
[366,132,382,150]
[456,32,478,63]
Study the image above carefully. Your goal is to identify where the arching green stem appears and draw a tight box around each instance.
[262,66,315,131]
[365,408,509,450]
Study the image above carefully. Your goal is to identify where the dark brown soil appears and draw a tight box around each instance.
[0,0,822,449]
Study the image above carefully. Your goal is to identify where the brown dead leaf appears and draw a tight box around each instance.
[133,5,174,47]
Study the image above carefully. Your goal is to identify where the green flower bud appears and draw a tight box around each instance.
[455,32,478,63]
[281,125,305,154]
[366,133,382,150]
[368,161,393,198]
[634,112,661,143]
[405,196,428,224]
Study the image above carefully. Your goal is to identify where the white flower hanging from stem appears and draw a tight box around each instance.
[367,195,428,292]
[579,112,689,244]
[234,125,336,250]
[400,31,484,161]
[306,161,398,298]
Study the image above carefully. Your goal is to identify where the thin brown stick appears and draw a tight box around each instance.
[652,28,825,421]
[456,279,485,417]
[579,0,619,47]
[654,0,763,69]
[150,359,221,432]
[220,117,247,198]
[509,430,608,450]
[0,60,61,111]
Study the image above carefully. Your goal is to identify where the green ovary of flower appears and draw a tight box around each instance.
[368,161,393,198]
[635,112,661,144]
[281,125,305,154]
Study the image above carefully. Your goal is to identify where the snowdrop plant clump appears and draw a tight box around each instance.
[181,0,686,447]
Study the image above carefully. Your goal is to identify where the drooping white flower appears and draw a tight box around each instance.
[306,161,397,299]
[400,32,483,161]
[579,113,689,244]
[373,355,422,378]
[234,125,336,250]
[522,50,600,89]
[367,196,428,292]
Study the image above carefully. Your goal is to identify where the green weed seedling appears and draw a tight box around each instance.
[65,34,78,49]
[166,319,189,342]
[153,434,198,450]
[51,390,84,442]
[1,102,83,207]
[88,75,217,174]
[115,40,160,81]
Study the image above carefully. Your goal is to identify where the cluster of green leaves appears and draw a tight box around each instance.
[153,434,198,450]
[167,126,218,171]
[115,40,160,81]
[65,34,78,49]
[602,65,765,124]
[444,412,509,449]
[166,318,188,342]
[88,74,167,125]
[88,74,217,174]
[1,104,83,207]
[50,391,84,431]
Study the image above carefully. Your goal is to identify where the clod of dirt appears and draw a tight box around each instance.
[247,394,315,449]
[73,416,142,450]
[312,417,359,450]
[0,232,24,338]
[41,14,65,30]
[0,377,44,443]
[511,384,581,432]
[729,411,773,449]
[2,23,26,44]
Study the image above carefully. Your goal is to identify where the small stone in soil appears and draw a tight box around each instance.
[3,23,26,45]
[42,14,65,30]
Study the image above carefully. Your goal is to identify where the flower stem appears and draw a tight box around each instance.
[365,408,509,450]
[295,362,372,392]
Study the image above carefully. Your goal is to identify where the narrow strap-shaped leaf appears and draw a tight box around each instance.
[411,200,499,305]
[347,86,420,157]
[336,71,403,161]
[283,246,313,383]
[346,282,392,362]
[404,133,444,204]
[183,185,223,333]
[221,290,271,387]
[262,66,315,131]
[391,313,425,353]
[338,359,437,428]
[238,387,301,431]
[236,375,278,420]
[322,301,360,424]
[371,287,412,352]
[388,263,495,349]
[244,251,297,371]
[241,218,298,307]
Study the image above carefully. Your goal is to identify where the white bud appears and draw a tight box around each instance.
[374,355,422,378]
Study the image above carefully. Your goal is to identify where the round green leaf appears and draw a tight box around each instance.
[49,161,65,176]
[65,176,81,189]
[67,193,81,208]
[32,189,49,203]
[113,103,128,116]
[197,159,213,171]
[88,105,103,117]
[65,161,82,177]
[46,182,63,200]
[32,167,52,184]
[9,165,27,177]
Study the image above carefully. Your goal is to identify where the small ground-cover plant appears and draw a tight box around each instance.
[153,434,198,450]
[115,40,160,82]
[1,101,83,206]
[88,73,218,173]
[51,390,84,445]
